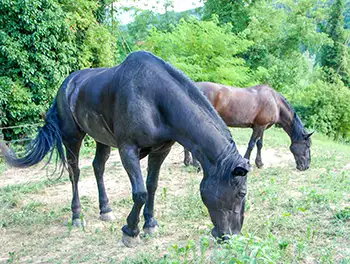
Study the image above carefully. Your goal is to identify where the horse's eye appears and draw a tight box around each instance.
[238,191,246,198]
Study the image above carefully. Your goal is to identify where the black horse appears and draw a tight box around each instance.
[0,51,249,247]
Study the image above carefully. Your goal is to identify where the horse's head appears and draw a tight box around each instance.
[290,132,313,171]
[200,158,249,241]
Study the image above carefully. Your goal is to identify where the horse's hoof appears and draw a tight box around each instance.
[143,225,159,236]
[256,162,264,169]
[122,233,140,248]
[194,165,202,173]
[72,218,86,228]
[99,212,116,222]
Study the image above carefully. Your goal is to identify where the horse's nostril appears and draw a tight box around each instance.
[222,235,230,241]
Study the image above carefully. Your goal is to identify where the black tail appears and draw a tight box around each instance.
[0,99,67,169]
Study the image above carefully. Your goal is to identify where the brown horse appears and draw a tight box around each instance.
[184,82,313,171]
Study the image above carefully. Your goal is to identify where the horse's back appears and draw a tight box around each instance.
[248,85,280,126]
[56,51,216,148]
[58,53,170,146]
[196,82,279,127]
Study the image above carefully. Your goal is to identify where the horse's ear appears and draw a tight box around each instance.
[306,131,314,139]
[232,166,248,177]
[232,160,250,177]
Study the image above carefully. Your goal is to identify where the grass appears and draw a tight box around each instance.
[0,127,349,263]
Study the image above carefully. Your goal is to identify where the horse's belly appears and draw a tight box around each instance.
[220,111,254,128]
[76,111,119,147]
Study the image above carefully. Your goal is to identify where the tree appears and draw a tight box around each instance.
[0,0,118,140]
[118,5,203,60]
[343,0,349,29]
[241,0,330,90]
[142,16,254,86]
[202,0,252,33]
[0,0,76,139]
[60,0,118,68]
[320,0,349,86]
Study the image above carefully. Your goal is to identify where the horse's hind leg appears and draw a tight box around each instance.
[64,135,85,227]
[118,144,147,247]
[184,148,201,171]
[93,142,115,221]
[191,154,201,171]
[184,148,191,166]
[143,142,174,235]
[255,131,264,168]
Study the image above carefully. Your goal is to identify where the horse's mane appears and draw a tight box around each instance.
[276,91,307,141]
[121,51,233,144]
[208,142,243,179]
[161,57,234,143]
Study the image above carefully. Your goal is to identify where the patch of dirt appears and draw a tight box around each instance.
[0,166,44,188]
[0,143,295,188]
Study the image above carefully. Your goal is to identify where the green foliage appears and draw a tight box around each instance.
[120,6,203,59]
[320,0,349,86]
[0,77,42,139]
[124,234,286,263]
[142,16,255,86]
[126,9,160,42]
[60,0,118,69]
[203,0,252,33]
[0,0,118,140]
[81,24,117,68]
[293,77,350,139]
[0,0,75,138]
[242,0,331,89]
[345,1,350,29]
[94,0,113,23]
[335,207,350,221]
[1,0,350,143]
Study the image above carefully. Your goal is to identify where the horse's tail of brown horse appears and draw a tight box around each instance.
[0,99,67,170]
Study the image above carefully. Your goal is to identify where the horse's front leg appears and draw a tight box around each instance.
[119,145,147,247]
[255,136,264,168]
[244,129,259,162]
[191,154,201,172]
[184,148,201,171]
[143,142,173,235]
[254,128,265,168]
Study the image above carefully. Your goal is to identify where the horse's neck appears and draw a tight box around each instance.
[175,119,232,172]
[169,90,236,173]
[277,98,304,142]
[278,103,294,138]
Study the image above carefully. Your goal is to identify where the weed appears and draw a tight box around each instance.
[7,251,20,263]
[335,207,350,222]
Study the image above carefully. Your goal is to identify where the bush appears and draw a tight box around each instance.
[0,0,76,139]
[141,16,256,87]
[0,0,118,140]
[293,77,350,140]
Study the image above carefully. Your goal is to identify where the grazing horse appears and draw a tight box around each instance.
[0,52,249,247]
[184,82,313,171]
